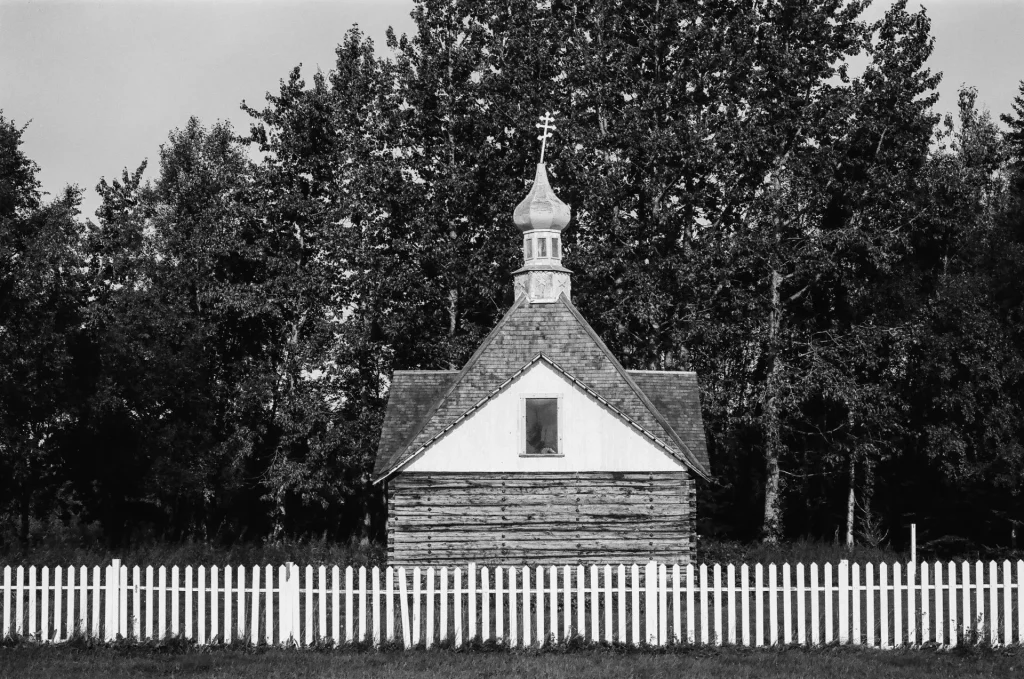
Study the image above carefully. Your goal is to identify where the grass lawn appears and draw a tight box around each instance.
[2,645,1023,678]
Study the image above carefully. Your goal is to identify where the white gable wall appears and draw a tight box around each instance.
[403,360,684,473]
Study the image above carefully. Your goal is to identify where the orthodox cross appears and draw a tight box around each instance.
[536,112,557,164]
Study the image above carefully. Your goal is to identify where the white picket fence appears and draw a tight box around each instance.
[2,560,1023,648]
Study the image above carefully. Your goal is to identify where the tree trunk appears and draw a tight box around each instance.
[846,451,856,549]
[761,269,784,543]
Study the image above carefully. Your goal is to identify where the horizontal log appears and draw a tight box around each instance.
[395,471,685,482]
[393,491,686,504]
[391,510,688,524]
[395,477,684,489]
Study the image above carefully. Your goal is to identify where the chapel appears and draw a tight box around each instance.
[373,154,710,567]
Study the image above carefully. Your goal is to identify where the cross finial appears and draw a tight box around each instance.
[535,112,557,164]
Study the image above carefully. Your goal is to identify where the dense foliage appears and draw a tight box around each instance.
[2,0,1022,556]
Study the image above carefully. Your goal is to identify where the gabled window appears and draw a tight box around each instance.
[522,396,561,456]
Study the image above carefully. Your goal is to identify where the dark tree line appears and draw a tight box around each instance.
[2,0,1023,555]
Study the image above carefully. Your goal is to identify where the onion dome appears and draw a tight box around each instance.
[513,164,571,233]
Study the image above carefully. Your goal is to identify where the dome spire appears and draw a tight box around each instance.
[512,112,572,303]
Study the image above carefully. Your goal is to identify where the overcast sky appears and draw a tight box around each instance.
[1,0,1021,219]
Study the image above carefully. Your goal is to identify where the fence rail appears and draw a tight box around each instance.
[2,560,1023,648]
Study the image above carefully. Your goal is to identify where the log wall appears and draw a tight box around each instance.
[387,471,695,567]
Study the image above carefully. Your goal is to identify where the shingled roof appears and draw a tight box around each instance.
[373,370,458,478]
[374,293,711,482]
[627,370,710,473]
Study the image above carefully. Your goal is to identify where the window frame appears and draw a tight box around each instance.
[519,393,564,457]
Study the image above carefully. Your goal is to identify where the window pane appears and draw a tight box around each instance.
[538,237,547,257]
[525,398,558,455]
[525,238,533,259]
[551,237,560,258]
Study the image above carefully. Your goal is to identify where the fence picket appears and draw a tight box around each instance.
[948,562,957,647]
[372,566,380,647]
[236,566,245,643]
[185,566,194,641]
[159,566,168,641]
[54,566,63,642]
[768,563,778,646]
[538,566,546,647]
[962,561,971,641]
[824,563,833,644]
[359,566,368,644]
[171,566,180,637]
[264,566,272,646]
[413,566,422,646]
[672,564,681,644]
[712,564,722,646]
[508,567,517,646]
[658,564,668,646]
[700,564,710,646]
[866,564,874,647]
[439,567,447,645]
[852,563,860,645]
[91,566,100,638]
[496,567,503,642]
[468,564,477,642]
[144,566,153,640]
[553,565,561,644]
[398,567,411,649]
[521,566,529,647]
[727,564,736,645]
[783,563,792,645]
[754,564,763,647]
[564,564,572,641]
[66,566,74,640]
[687,564,697,645]
[277,565,287,645]
[975,561,984,641]
[907,561,915,646]
[810,563,819,646]
[577,565,586,641]
[920,562,929,645]
[2,566,9,639]
[317,566,326,644]
[130,566,139,641]
[617,565,626,645]
[386,567,395,643]
[1003,561,1012,646]
[604,565,613,644]
[250,566,259,645]
[198,566,207,645]
[25,566,33,638]
[645,562,657,645]
[481,566,489,642]
[796,563,805,646]
[345,566,354,643]
[988,561,998,646]
[934,562,943,646]
[454,567,463,648]
[739,564,748,646]
[590,565,599,644]
[893,563,902,648]
[879,563,888,649]
[426,567,435,648]
[212,566,221,644]
[838,561,848,644]
[41,567,49,642]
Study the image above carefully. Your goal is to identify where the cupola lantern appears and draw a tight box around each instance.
[512,113,572,302]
